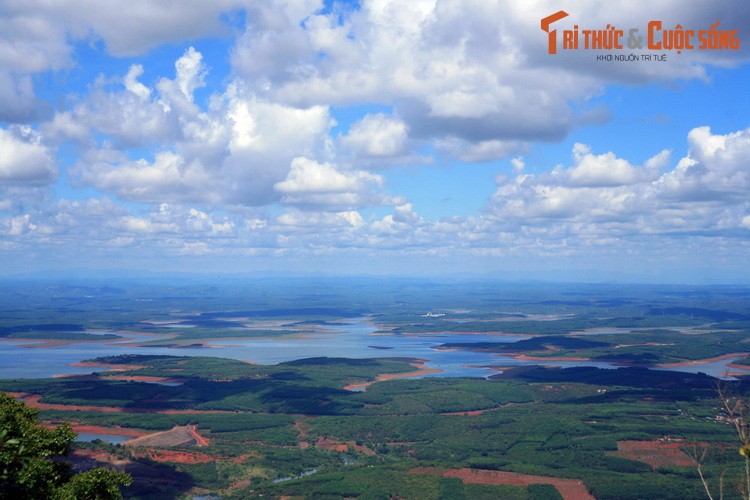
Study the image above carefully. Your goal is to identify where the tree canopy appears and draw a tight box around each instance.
[0,393,130,499]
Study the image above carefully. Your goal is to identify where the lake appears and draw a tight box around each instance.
[0,318,742,380]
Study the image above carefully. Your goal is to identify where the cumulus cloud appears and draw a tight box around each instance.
[435,137,528,163]
[2,1,749,276]
[655,126,750,201]
[0,1,241,121]
[175,47,207,101]
[106,203,234,237]
[0,126,57,185]
[0,72,49,122]
[274,157,385,208]
[123,64,152,99]
[0,9,71,73]
[78,151,222,204]
[4,120,750,274]
[486,126,750,238]
[69,49,336,206]
[276,209,365,231]
[567,143,663,187]
[3,1,746,151]
[340,114,408,157]
[229,0,749,160]
[2,0,243,59]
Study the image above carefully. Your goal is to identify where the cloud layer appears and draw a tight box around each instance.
[0,1,749,278]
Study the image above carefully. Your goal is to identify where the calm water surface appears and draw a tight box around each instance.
[75,433,131,445]
[0,319,743,379]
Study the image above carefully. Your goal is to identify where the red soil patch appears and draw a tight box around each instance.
[231,453,260,464]
[658,353,750,368]
[294,419,313,448]
[53,373,182,384]
[10,393,233,415]
[409,467,594,500]
[69,361,148,371]
[14,394,125,413]
[343,362,443,391]
[315,437,376,455]
[231,479,252,490]
[71,448,131,467]
[189,424,211,446]
[131,449,216,464]
[607,440,694,469]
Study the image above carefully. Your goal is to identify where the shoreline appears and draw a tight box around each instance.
[513,354,591,361]
[343,362,444,391]
[657,353,750,368]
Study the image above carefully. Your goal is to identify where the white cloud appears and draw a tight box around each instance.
[1,214,37,236]
[0,72,49,122]
[227,0,750,162]
[435,137,527,162]
[67,50,337,206]
[175,47,206,101]
[124,64,152,99]
[0,10,71,73]
[186,208,234,234]
[340,114,408,157]
[78,151,222,204]
[485,127,750,240]
[656,126,750,201]
[14,1,243,58]
[2,2,750,277]
[276,209,365,230]
[274,157,384,208]
[51,57,191,147]
[0,126,57,185]
[511,156,525,173]
[276,157,381,193]
[0,2,240,120]
[110,215,178,234]
[567,143,662,187]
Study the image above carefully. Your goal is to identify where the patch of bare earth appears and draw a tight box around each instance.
[9,392,234,414]
[69,361,148,371]
[607,440,694,469]
[124,425,209,447]
[343,362,443,391]
[409,467,594,500]
[131,449,216,464]
[315,437,376,455]
[658,353,750,368]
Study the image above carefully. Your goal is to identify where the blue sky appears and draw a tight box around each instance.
[1,1,749,282]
